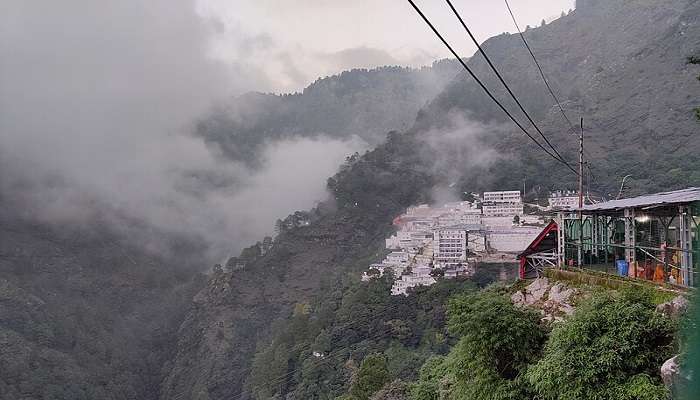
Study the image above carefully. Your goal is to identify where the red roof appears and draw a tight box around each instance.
[518,220,558,259]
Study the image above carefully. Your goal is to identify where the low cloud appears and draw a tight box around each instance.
[0,0,365,264]
[418,112,505,203]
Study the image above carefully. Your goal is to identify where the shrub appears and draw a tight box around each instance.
[410,291,546,400]
[526,290,675,400]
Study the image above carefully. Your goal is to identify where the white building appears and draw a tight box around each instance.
[482,191,523,217]
[386,251,409,264]
[432,227,469,268]
[391,265,436,295]
[482,203,524,217]
[549,191,580,210]
[460,209,483,225]
[366,195,540,294]
[483,191,522,203]
[444,264,470,279]
[448,201,483,225]
[385,231,432,250]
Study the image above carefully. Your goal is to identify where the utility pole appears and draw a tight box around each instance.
[578,117,584,266]
[578,118,584,212]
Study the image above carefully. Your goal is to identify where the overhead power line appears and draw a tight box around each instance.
[502,0,600,184]
[503,0,578,134]
[444,0,573,172]
[405,0,580,176]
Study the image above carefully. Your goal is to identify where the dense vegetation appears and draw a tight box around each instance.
[244,275,486,400]
[244,276,680,400]
[526,289,676,400]
[0,214,204,400]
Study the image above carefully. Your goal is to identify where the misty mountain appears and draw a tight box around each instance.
[0,212,204,399]
[196,60,460,167]
[417,0,700,196]
[2,0,699,399]
[162,1,700,398]
[0,48,458,400]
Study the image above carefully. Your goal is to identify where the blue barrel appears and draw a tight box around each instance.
[616,260,629,277]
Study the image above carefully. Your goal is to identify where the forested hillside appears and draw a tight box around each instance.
[159,129,436,399]
[197,61,460,167]
[0,211,204,399]
[243,276,681,400]
[164,1,700,399]
[415,0,700,196]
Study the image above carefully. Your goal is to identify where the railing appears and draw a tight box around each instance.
[562,240,699,288]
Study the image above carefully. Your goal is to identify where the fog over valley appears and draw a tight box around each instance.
[2,1,698,399]
[0,0,574,262]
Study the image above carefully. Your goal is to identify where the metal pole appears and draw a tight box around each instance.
[578,118,584,266]
[579,118,584,211]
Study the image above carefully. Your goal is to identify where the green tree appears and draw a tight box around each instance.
[410,356,448,400]
[350,354,391,400]
[526,290,675,400]
[410,291,546,400]
[246,344,291,400]
[444,291,546,399]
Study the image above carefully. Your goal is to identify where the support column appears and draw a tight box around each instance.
[592,216,599,258]
[557,213,565,268]
[624,208,636,266]
[679,205,694,287]
[577,217,583,267]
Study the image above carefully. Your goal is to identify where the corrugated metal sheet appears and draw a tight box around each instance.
[581,187,700,211]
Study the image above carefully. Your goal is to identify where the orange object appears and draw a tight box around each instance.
[654,264,665,283]
[645,261,654,280]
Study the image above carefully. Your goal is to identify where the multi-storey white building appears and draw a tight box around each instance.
[482,191,523,217]
[549,191,580,210]
[482,203,524,217]
[483,191,522,203]
[432,226,469,268]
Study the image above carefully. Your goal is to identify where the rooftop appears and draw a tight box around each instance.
[581,187,700,212]
[433,224,484,232]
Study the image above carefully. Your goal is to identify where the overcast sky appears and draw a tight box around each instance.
[199,0,575,93]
